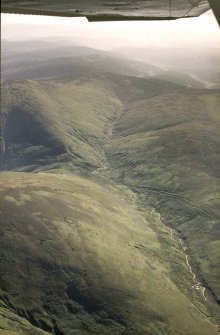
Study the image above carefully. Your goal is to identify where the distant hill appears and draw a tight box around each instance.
[2,40,218,89]
[111,46,220,88]
[1,40,162,81]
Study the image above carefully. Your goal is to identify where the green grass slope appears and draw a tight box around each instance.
[0,79,123,171]
[106,83,220,317]
[0,300,52,335]
[0,55,220,334]
[0,172,218,335]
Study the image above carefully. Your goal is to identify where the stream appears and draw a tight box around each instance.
[169,228,207,301]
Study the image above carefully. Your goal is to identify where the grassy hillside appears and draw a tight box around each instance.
[0,49,220,334]
[0,172,218,335]
[0,300,52,335]
[1,40,161,81]
[106,84,220,310]
[0,78,123,171]
[2,40,208,89]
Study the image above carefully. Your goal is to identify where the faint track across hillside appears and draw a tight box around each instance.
[134,186,218,220]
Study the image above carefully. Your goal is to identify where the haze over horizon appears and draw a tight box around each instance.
[1,10,220,50]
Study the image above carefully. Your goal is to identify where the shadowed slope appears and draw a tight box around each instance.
[1,79,122,171]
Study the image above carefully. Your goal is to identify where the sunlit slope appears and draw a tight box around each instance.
[0,172,218,335]
[107,85,220,311]
[0,301,52,335]
[0,75,180,172]
[1,79,123,171]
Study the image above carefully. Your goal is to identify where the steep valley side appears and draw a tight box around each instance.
[102,84,220,324]
[0,74,220,335]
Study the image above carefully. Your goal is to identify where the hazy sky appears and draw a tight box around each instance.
[1,10,219,50]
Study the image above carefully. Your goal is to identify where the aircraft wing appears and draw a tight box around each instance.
[1,0,211,21]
